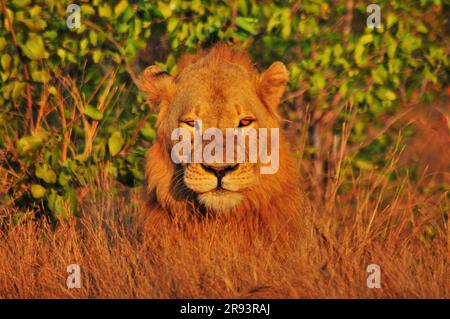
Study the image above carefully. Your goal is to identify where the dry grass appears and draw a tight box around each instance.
[0,156,448,298]
[0,101,448,299]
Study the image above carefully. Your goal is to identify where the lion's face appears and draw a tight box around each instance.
[140,45,289,213]
[172,65,276,211]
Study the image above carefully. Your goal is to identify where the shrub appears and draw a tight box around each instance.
[0,0,448,220]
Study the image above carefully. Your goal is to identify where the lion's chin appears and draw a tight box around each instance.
[197,190,244,212]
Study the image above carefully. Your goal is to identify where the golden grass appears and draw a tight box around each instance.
[0,96,448,298]
[0,156,447,298]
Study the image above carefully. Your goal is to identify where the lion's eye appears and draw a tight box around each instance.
[183,120,195,127]
[239,118,254,127]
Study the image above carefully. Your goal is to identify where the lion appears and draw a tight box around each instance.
[139,44,307,236]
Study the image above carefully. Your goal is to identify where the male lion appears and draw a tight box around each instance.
[139,44,307,235]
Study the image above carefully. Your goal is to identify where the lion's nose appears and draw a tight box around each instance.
[201,163,239,186]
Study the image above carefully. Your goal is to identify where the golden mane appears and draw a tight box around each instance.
[176,43,258,76]
[141,44,306,238]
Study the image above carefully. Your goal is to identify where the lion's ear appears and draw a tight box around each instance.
[258,62,289,113]
[138,65,175,107]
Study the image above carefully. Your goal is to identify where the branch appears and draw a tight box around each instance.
[347,107,413,155]
[83,20,139,86]
[343,0,354,46]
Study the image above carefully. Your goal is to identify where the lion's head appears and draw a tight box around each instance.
[140,44,303,226]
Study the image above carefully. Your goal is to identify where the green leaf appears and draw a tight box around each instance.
[354,34,373,66]
[354,45,365,66]
[359,34,374,45]
[92,50,102,63]
[30,184,46,199]
[89,31,98,46]
[167,17,178,33]
[114,0,128,17]
[355,159,375,170]
[139,125,156,142]
[376,88,396,101]
[35,164,57,184]
[31,69,51,83]
[339,81,348,97]
[122,6,135,22]
[311,73,326,90]
[17,133,46,155]
[84,105,103,120]
[12,81,26,99]
[20,34,49,60]
[416,22,428,34]
[386,36,397,59]
[1,54,12,71]
[13,0,31,8]
[384,90,397,101]
[81,4,95,15]
[80,38,88,50]
[371,65,387,85]
[108,131,125,156]
[47,190,69,220]
[386,13,397,29]
[43,30,58,40]
[99,4,112,18]
[400,34,422,53]
[58,171,72,187]
[235,17,258,35]
[149,114,158,126]
[157,2,173,19]
[129,167,144,181]
[281,23,291,39]
[21,18,47,32]
[0,38,7,51]
[63,187,79,217]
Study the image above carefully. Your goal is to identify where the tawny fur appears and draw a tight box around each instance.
[140,44,309,238]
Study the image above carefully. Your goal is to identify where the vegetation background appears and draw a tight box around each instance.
[0,0,448,298]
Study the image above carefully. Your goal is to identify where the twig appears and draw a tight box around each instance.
[83,20,139,86]
[57,89,71,162]
[347,107,413,155]
[343,0,354,46]
[35,85,49,131]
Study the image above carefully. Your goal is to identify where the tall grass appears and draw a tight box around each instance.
[0,101,447,298]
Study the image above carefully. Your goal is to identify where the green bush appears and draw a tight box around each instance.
[0,0,448,220]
